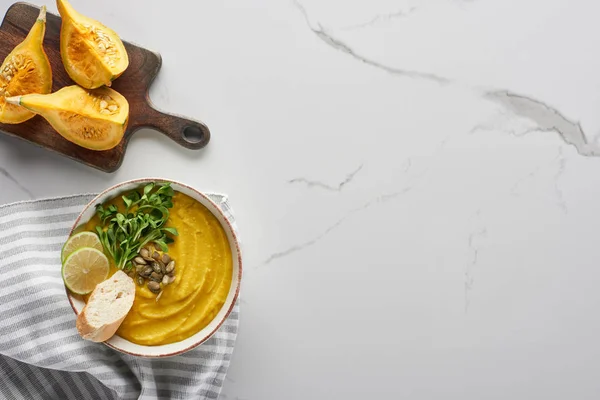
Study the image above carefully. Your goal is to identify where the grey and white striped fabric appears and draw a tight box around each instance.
[0,193,240,400]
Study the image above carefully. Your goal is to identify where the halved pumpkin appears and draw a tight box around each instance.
[57,0,129,89]
[6,85,129,151]
[0,6,52,124]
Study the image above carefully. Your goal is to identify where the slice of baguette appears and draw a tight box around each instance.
[76,270,135,342]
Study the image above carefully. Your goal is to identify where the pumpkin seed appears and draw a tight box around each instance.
[152,251,160,261]
[161,253,171,264]
[167,272,175,278]
[141,248,155,262]
[134,256,147,265]
[149,272,162,282]
[165,261,175,274]
[147,281,160,293]
[151,262,162,274]
[137,276,144,286]
[162,275,170,285]
[158,260,166,274]
[155,291,163,302]
[140,266,153,277]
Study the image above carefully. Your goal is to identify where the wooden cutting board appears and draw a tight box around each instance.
[0,2,210,172]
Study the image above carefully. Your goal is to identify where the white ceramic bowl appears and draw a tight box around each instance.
[66,178,242,357]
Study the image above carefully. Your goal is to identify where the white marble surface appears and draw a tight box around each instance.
[2,0,600,398]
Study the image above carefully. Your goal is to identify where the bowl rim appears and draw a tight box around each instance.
[65,177,243,358]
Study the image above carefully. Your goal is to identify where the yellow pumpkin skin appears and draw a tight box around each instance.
[6,85,129,151]
[0,6,52,124]
[57,0,129,89]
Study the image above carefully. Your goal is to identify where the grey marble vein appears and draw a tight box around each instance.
[484,91,600,157]
[261,216,347,266]
[553,148,568,213]
[261,187,413,267]
[465,212,487,313]
[288,164,363,191]
[510,164,542,197]
[293,0,451,84]
[295,1,600,159]
[340,7,417,31]
[0,166,34,199]
[508,147,568,213]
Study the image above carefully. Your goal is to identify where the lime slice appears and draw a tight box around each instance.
[62,248,109,295]
[61,231,103,263]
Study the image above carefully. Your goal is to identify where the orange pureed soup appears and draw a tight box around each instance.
[82,191,232,345]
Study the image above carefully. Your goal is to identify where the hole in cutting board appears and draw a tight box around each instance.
[183,126,204,144]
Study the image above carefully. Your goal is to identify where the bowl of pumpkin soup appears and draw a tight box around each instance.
[64,178,242,357]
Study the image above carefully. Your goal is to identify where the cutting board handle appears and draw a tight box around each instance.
[138,104,211,150]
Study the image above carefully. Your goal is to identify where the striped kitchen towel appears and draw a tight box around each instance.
[0,193,240,400]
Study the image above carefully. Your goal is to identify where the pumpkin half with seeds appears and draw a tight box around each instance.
[6,85,129,151]
[57,0,129,89]
[0,6,52,124]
